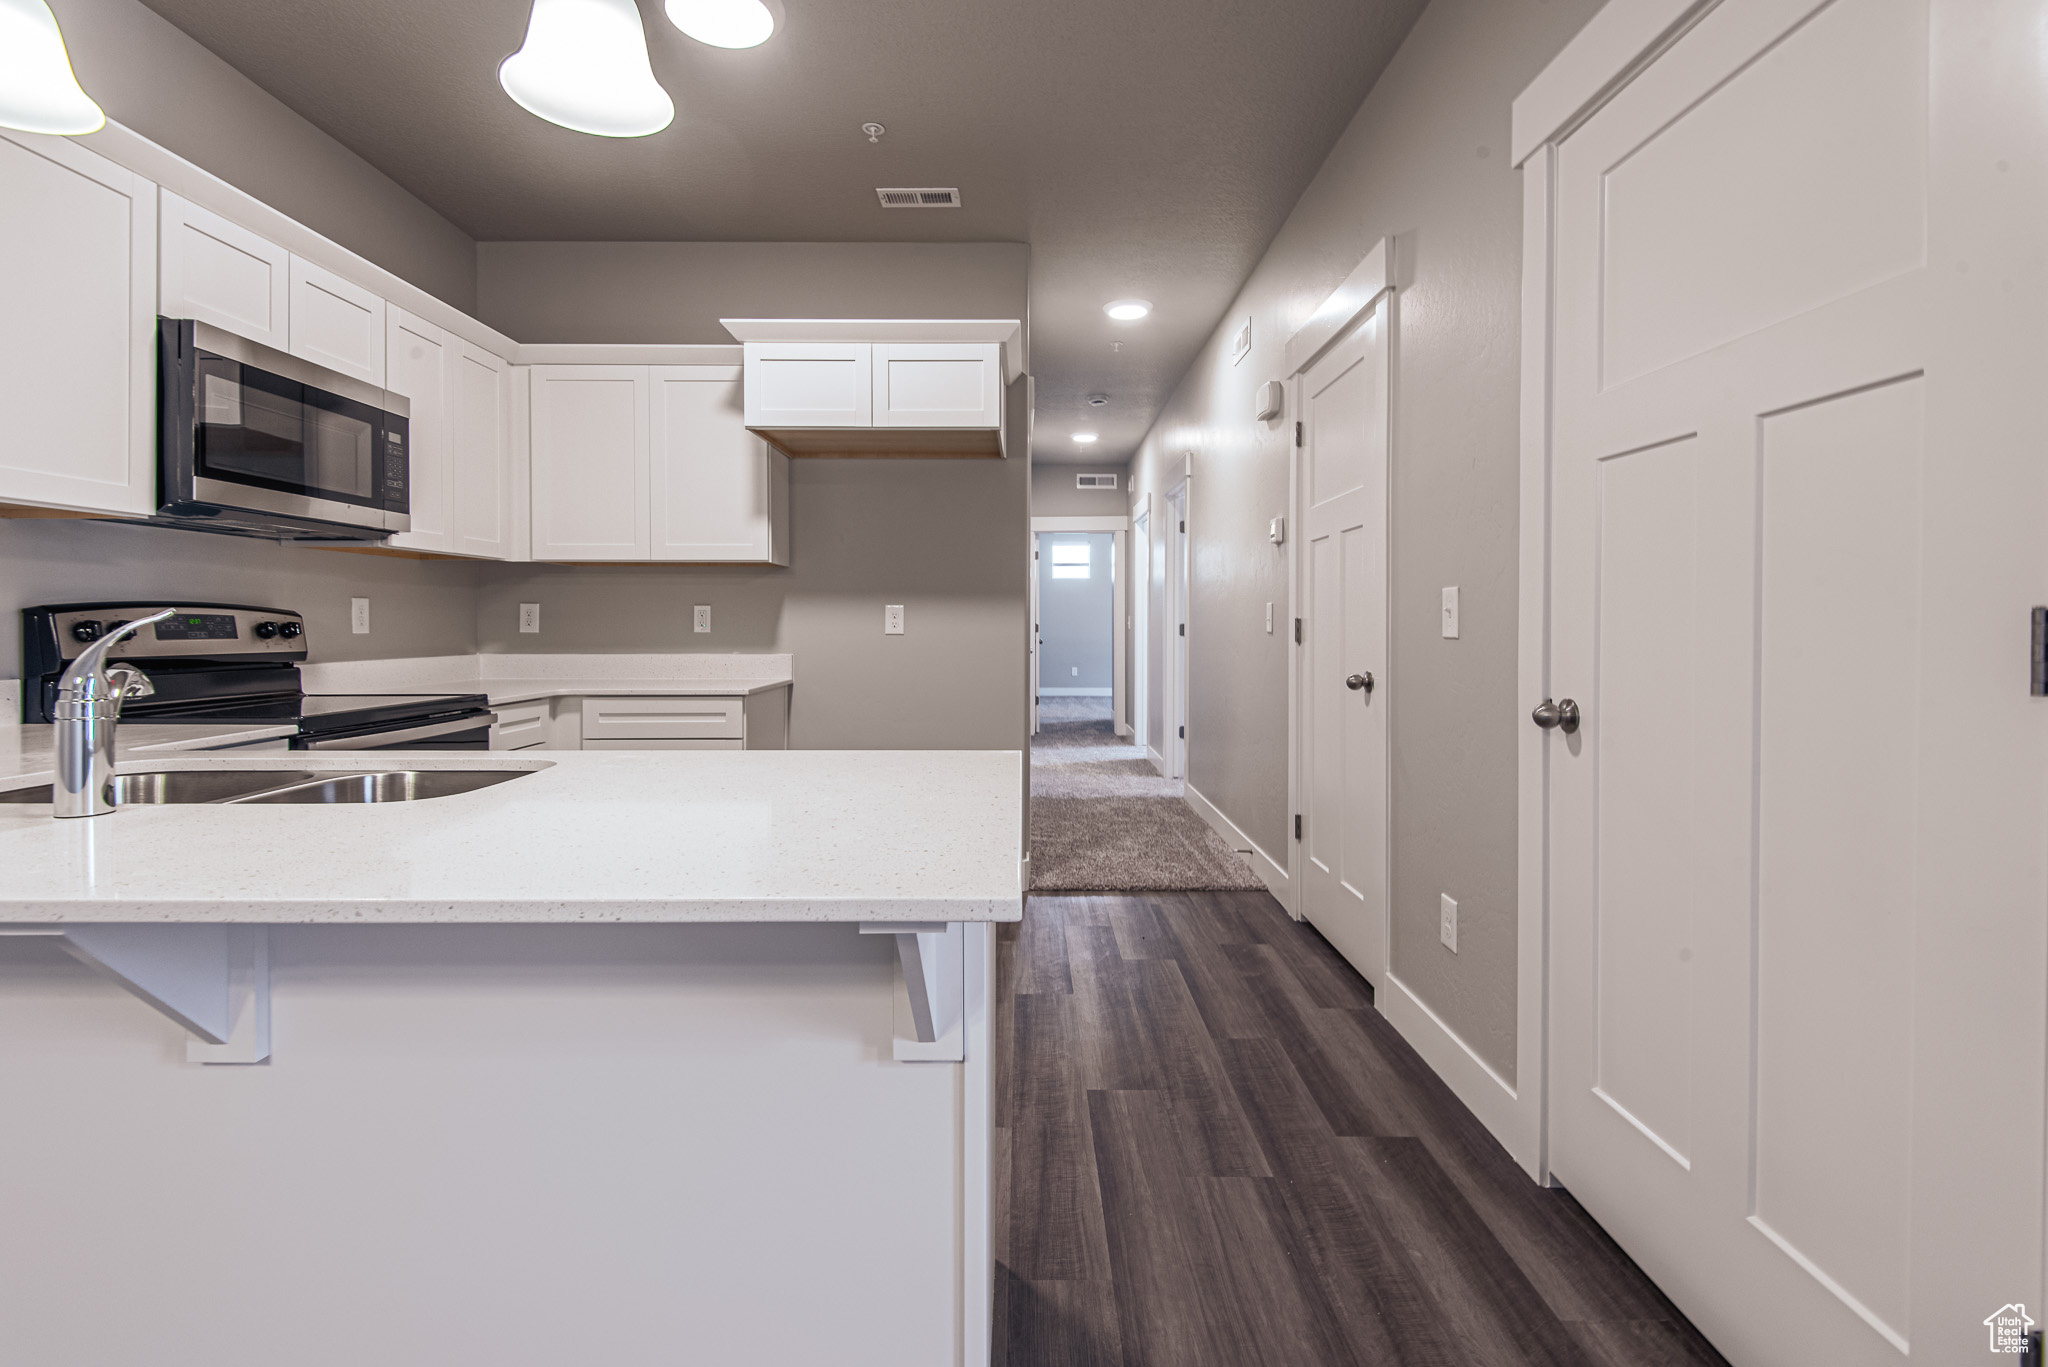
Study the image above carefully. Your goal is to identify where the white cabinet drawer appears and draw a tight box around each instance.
[872,342,1001,428]
[742,342,871,428]
[580,696,744,741]
[581,737,743,751]
[493,699,552,750]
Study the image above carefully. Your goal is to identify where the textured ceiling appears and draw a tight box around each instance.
[136,0,1423,464]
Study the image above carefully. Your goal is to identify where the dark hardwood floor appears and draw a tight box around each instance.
[992,891,1731,1367]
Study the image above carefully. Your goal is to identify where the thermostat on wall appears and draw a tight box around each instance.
[1255,379,1284,422]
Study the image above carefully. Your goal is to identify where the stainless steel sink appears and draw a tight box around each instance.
[226,770,530,804]
[0,769,319,805]
[0,767,533,806]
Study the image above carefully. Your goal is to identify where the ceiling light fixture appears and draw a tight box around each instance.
[664,0,775,49]
[1073,432,1099,444]
[499,0,674,138]
[1086,393,1110,407]
[0,0,104,136]
[1104,299,1152,322]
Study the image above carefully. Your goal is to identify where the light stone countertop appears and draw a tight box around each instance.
[0,749,1023,925]
[0,722,299,782]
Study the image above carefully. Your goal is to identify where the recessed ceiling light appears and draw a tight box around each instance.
[1086,393,1110,407]
[500,0,674,138]
[1104,299,1152,322]
[1073,432,1099,444]
[0,0,104,136]
[664,0,775,49]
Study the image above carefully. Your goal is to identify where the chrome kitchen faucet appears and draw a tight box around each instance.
[52,608,173,818]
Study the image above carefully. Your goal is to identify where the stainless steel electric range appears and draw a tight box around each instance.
[21,602,493,751]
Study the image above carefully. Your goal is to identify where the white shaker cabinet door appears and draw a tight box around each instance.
[158,190,289,348]
[872,342,1002,428]
[452,343,517,560]
[288,255,384,386]
[529,365,650,561]
[741,341,871,428]
[384,308,454,553]
[650,365,789,564]
[0,132,157,515]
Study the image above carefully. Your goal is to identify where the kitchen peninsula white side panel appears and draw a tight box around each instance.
[0,132,157,517]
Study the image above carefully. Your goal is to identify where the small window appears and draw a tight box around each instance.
[1050,542,1091,579]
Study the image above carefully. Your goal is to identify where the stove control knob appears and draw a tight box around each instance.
[70,620,103,643]
[278,621,303,640]
[252,620,279,640]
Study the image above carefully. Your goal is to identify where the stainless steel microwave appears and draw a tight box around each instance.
[155,318,410,540]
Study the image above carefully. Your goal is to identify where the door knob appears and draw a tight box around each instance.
[1531,698,1580,734]
[1346,673,1373,692]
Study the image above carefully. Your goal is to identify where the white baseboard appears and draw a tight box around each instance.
[1038,687,1113,696]
[1184,781,1290,905]
[1146,745,1168,777]
[1113,720,1132,737]
[1379,971,1532,1170]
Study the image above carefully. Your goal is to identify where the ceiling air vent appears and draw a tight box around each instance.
[1077,473,1117,490]
[876,187,963,208]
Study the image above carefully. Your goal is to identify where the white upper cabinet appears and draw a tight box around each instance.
[650,365,789,565]
[158,190,289,348]
[384,309,455,553]
[0,132,158,516]
[742,342,872,428]
[288,255,384,386]
[451,344,519,560]
[872,343,1002,428]
[529,366,650,561]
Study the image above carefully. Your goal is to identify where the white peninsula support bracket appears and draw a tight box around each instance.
[0,925,270,1064]
[859,921,964,1062]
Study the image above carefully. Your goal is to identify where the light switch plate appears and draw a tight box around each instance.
[1269,516,1285,545]
[1264,602,1274,634]
[885,604,905,635]
[1440,894,1458,953]
[1441,586,1460,639]
[350,597,370,635]
[519,603,540,633]
[693,605,711,634]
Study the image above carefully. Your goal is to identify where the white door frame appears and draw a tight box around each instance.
[1161,470,1191,779]
[1129,498,1151,745]
[1284,243,1393,932]
[1030,515,1128,734]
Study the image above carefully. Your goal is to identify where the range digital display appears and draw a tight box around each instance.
[153,613,240,642]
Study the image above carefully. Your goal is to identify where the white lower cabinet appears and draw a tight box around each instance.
[493,691,789,751]
[530,364,788,564]
[0,132,157,516]
[388,309,520,559]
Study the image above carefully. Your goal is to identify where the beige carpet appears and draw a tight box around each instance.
[1029,700,1265,892]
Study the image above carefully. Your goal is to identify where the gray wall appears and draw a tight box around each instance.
[1036,533,1112,692]
[1125,0,1601,1081]
[0,519,478,688]
[52,0,479,312]
[475,240,1031,753]
[478,242,1029,361]
[1029,462,1131,517]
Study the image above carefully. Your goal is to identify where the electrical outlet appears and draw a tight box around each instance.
[350,597,370,635]
[1070,666,1079,677]
[1440,894,1458,952]
[1265,602,1274,634]
[1441,586,1460,639]
[885,604,905,635]
[694,605,711,634]
[519,603,540,633]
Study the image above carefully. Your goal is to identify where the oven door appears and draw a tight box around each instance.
[160,319,410,534]
[292,715,496,752]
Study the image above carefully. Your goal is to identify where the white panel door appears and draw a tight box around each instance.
[742,342,872,428]
[871,343,1001,428]
[529,365,649,561]
[0,133,157,515]
[158,190,288,348]
[649,365,788,563]
[1543,1,2046,1363]
[384,308,454,553]
[288,255,384,386]
[451,343,516,560]
[1294,302,1389,987]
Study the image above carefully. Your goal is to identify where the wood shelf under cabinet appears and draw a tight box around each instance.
[754,427,1004,459]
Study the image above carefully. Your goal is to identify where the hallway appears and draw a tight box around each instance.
[992,892,1729,1366]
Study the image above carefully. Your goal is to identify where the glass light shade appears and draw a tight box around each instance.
[1072,432,1099,443]
[499,0,674,138]
[1104,299,1152,321]
[664,0,774,49]
[0,0,105,136]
